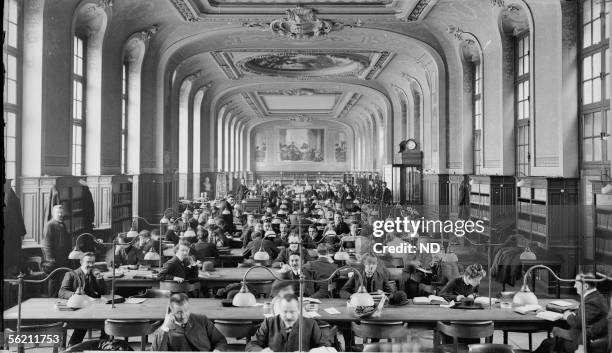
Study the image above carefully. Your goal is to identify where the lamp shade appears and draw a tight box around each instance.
[126,228,139,239]
[68,247,84,260]
[232,284,257,306]
[334,250,350,261]
[519,248,537,261]
[183,229,196,238]
[144,248,160,261]
[350,285,374,307]
[66,288,91,308]
[513,284,539,306]
[254,250,270,261]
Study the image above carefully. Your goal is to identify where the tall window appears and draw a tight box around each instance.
[3,0,20,180]
[121,63,128,174]
[72,36,86,175]
[582,0,610,164]
[515,32,530,176]
[473,62,483,175]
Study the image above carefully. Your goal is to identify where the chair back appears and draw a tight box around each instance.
[4,322,66,353]
[159,280,201,294]
[104,319,155,338]
[214,320,259,339]
[468,343,514,353]
[351,320,406,341]
[436,321,494,353]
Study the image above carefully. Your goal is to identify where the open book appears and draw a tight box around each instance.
[514,304,543,315]
[413,295,449,305]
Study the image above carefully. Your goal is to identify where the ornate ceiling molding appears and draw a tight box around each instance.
[241,92,265,119]
[337,93,362,120]
[269,7,346,39]
[406,0,434,21]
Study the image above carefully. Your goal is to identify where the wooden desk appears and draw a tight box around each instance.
[4,298,561,334]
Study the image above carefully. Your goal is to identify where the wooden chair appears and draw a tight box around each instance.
[351,320,406,351]
[467,343,514,353]
[318,322,341,351]
[63,340,100,352]
[4,322,66,353]
[248,280,274,298]
[159,280,201,297]
[214,320,260,351]
[104,319,161,351]
[434,321,494,353]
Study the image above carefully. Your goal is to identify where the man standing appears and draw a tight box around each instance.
[236,178,249,201]
[58,252,107,346]
[246,294,328,352]
[43,205,73,297]
[152,293,228,351]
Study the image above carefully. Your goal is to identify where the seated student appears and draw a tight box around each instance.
[191,229,218,261]
[534,273,610,353]
[340,254,394,298]
[304,225,323,249]
[158,243,199,282]
[165,223,181,245]
[274,234,301,265]
[276,222,291,248]
[245,231,279,261]
[325,213,350,236]
[339,222,359,251]
[246,294,329,352]
[241,214,257,245]
[271,280,297,315]
[58,252,107,346]
[438,264,485,301]
[244,222,263,248]
[303,244,338,298]
[399,236,436,298]
[152,293,228,351]
[135,230,155,262]
[112,233,139,266]
[209,218,230,247]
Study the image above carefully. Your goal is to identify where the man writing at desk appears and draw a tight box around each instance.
[152,293,228,351]
[246,294,329,352]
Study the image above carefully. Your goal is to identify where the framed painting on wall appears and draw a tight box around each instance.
[278,128,324,162]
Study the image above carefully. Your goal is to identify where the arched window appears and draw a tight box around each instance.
[473,61,483,175]
[72,35,86,176]
[3,0,20,180]
[515,31,530,176]
[581,0,610,164]
[121,63,128,174]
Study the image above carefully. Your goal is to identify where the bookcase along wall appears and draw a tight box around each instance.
[468,176,516,244]
[590,180,612,275]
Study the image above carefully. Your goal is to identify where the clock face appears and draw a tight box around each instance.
[407,139,417,150]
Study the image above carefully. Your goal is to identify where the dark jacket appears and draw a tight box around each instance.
[113,244,140,266]
[245,238,279,260]
[152,313,228,351]
[157,256,199,281]
[246,316,326,352]
[566,290,609,342]
[58,268,106,299]
[4,184,26,275]
[274,247,300,264]
[42,220,72,268]
[303,257,338,298]
[191,241,219,260]
[340,266,392,298]
[438,276,479,301]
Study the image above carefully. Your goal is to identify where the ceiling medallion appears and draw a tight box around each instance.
[270,7,345,39]
[490,0,505,7]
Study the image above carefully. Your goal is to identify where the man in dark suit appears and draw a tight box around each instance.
[43,205,73,297]
[340,254,393,298]
[58,252,107,346]
[274,234,301,265]
[157,244,199,282]
[152,293,228,351]
[245,231,279,262]
[303,244,338,298]
[236,178,249,201]
[191,229,218,261]
[304,225,323,249]
[534,273,610,353]
[246,294,328,352]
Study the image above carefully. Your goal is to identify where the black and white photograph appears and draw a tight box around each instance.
[2,1,612,352]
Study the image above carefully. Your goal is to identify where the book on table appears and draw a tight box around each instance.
[536,311,564,321]
[412,295,448,305]
[514,304,543,314]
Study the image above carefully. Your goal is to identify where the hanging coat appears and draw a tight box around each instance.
[4,183,27,275]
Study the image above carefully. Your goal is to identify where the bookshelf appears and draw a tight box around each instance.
[592,181,612,275]
[468,176,516,243]
[111,180,132,235]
